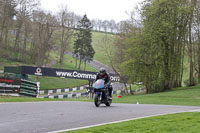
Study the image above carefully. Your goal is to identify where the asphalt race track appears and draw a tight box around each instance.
[0,101,200,133]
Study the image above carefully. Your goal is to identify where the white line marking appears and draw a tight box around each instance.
[189,109,200,112]
[46,110,198,133]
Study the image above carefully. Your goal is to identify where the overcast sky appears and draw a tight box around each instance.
[40,0,143,22]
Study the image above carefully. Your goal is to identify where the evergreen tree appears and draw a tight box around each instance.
[73,14,95,69]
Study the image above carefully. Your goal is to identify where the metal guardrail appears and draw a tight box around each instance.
[0,77,40,97]
[0,87,20,93]
[19,79,40,97]
[0,77,20,94]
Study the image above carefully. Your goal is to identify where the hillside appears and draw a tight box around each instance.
[0,31,115,90]
[67,31,116,67]
[92,32,116,66]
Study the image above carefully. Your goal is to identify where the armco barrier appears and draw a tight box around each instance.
[0,77,40,97]
[39,90,122,99]
[0,77,20,94]
[38,88,146,99]
[39,86,85,95]
[19,79,40,97]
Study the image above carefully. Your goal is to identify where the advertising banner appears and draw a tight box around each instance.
[19,66,120,82]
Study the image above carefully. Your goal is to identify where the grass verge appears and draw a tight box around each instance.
[65,112,200,133]
[113,84,200,106]
[0,96,92,103]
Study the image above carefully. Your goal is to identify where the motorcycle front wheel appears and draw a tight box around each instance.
[94,93,101,107]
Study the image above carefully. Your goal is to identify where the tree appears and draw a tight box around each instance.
[108,19,116,33]
[120,0,192,93]
[14,0,39,60]
[31,10,57,66]
[73,14,95,69]
[91,19,98,31]
[97,19,102,32]
[194,1,200,82]
[0,0,17,48]
[102,20,109,32]
[57,5,74,68]
[142,0,191,91]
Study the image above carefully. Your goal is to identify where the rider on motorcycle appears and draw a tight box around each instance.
[95,68,113,98]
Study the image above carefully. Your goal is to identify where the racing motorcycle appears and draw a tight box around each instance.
[93,79,112,107]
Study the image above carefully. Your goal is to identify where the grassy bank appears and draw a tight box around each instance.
[66,112,200,133]
[92,32,116,66]
[0,96,92,103]
[113,84,200,106]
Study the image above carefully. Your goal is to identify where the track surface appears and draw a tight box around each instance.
[0,101,200,133]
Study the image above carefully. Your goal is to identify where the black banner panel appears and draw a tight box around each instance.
[5,66,120,82]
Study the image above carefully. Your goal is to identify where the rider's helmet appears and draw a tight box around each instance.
[99,68,106,75]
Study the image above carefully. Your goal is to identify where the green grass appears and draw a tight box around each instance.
[65,112,200,133]
[51,51,96,71]
[0,50,33,70]
[113,84,200,106]
[33,76,88,90]
[91,32,116,66]
[0,96,92,103]
[129,84,144,90]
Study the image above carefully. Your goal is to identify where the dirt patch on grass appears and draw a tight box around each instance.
[193,96,200,99]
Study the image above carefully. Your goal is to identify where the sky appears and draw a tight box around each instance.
[40,0,143,22]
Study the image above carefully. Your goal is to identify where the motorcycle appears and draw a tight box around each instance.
[93,79,112,107]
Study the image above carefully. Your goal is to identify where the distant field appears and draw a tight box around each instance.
[92,32,116,66]
[67,31,116,67]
